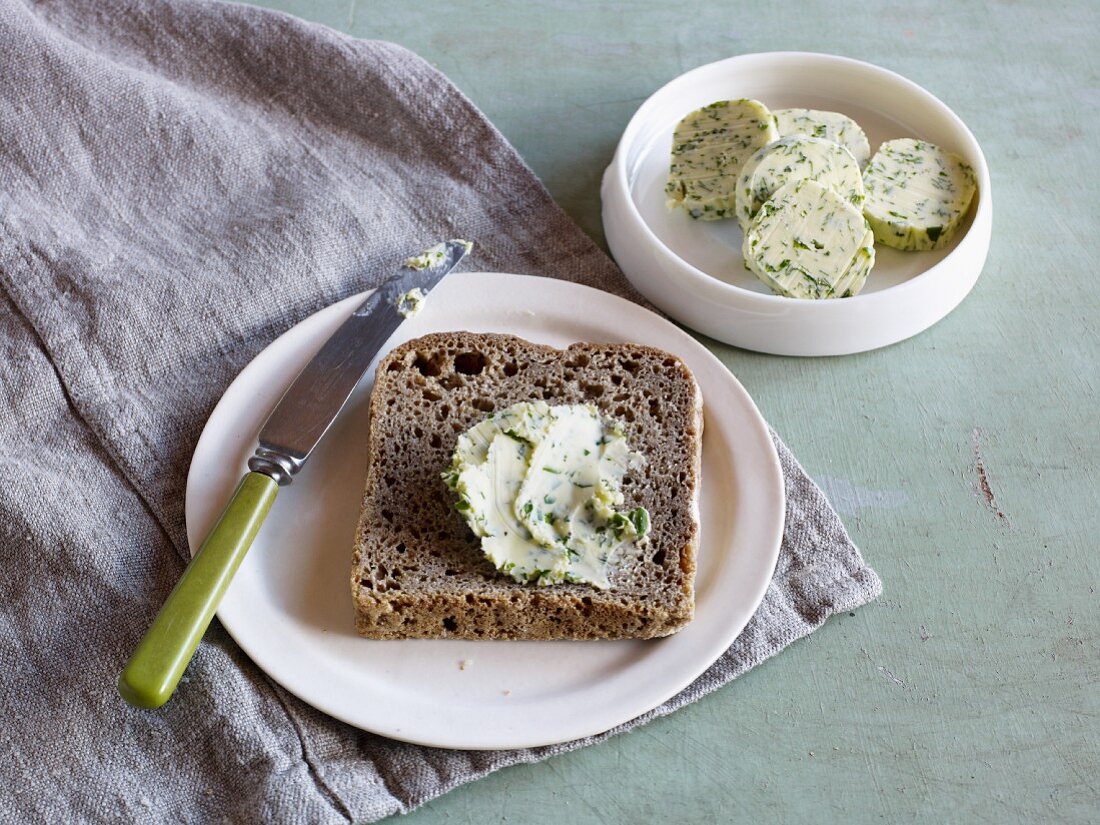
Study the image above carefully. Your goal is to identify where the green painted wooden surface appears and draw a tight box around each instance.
[246,1,1099,821]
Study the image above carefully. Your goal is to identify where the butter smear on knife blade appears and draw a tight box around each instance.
[396,240,474,317]
[405,239,473,270]
[395,287,426,318]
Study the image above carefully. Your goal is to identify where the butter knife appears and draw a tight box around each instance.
[118,240,470,708]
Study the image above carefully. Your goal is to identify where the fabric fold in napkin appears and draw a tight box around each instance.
[0,0,881,821]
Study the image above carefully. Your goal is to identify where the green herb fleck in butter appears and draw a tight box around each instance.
[395,288,425,318]
[443,402,651,589]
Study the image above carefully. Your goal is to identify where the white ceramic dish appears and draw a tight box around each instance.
[601,52,992,356]
[185,272,785,750]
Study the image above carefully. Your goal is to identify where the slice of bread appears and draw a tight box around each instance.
[351,331,703,640]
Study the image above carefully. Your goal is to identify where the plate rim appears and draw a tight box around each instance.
[185,272,786,749]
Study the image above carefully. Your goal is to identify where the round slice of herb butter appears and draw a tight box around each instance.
[442,401,651,589]
[772,108,871,169]
[735,135,865,231]
[743,178,876,299]
[665,98,778,221]
[862,138,977,251]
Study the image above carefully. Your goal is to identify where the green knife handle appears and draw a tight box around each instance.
[118,472,279,709]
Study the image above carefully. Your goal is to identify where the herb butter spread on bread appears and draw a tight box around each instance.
[351,332,702,640]
[443,401,651,589]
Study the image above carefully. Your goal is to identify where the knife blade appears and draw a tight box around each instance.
[250,239,470,485]
[118,240,470,709]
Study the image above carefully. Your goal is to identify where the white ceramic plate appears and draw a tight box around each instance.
[185,272,784,750]
[601,52,993,356]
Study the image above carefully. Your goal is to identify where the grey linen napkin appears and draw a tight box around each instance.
[0,0,882,821]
